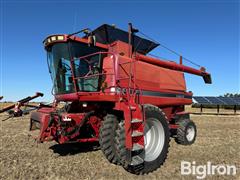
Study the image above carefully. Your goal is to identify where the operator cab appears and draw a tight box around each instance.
[43,24,159,96]
[44,35,107,95]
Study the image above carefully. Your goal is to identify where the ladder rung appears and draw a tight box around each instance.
[132,143,144,151]
[132,130,144,137]
[130,155,144,166]
[131,118,143,123]
[130,106,136,111]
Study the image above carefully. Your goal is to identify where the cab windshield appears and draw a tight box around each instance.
[47,42,105,94]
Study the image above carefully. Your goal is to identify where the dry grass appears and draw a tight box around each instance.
[0,112,239,180]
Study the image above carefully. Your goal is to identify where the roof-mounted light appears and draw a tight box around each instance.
[51,36,56,41]
[44,35,66,46]
[57,35,64,40]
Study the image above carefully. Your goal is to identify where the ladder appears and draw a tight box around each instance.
[117,57,145,166]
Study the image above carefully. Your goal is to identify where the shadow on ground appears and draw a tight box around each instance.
[49,142,100,156]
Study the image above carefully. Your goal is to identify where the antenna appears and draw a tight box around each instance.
[73,11,77,32]
[128,23,139,58]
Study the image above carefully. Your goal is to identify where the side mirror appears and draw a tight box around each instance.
[88,34,96,47]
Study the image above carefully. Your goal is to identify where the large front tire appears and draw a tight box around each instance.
[99,114,119,164]
[117,104,170,174]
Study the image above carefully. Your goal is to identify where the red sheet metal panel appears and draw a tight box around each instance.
[117,55,186,92]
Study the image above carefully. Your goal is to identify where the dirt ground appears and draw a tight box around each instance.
[0,113,239,180]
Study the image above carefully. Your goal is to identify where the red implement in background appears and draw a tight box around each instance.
[0,92,44,120]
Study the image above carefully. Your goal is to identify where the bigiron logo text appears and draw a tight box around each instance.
[181,161,237,179]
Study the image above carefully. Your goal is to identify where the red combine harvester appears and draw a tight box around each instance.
[30,24,211,174]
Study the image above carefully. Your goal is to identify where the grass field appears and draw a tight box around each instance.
[0,111,239,179]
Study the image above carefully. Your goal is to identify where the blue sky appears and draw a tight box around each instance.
[0,0,239,102]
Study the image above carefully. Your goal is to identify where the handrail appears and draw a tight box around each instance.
[69,51,142,104]
[70,52,119,93]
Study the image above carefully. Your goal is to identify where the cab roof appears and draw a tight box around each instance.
[89,24,159,54]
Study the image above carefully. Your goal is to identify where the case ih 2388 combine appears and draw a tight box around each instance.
[29,24,211,174]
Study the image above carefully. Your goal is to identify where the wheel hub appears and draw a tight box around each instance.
[144,118,165,162]
[186,125,195,141]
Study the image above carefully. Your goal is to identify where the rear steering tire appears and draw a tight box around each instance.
[116,104,170,174]
[175,119,197,145]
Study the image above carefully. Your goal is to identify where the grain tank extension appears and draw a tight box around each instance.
[30,24,211,174]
